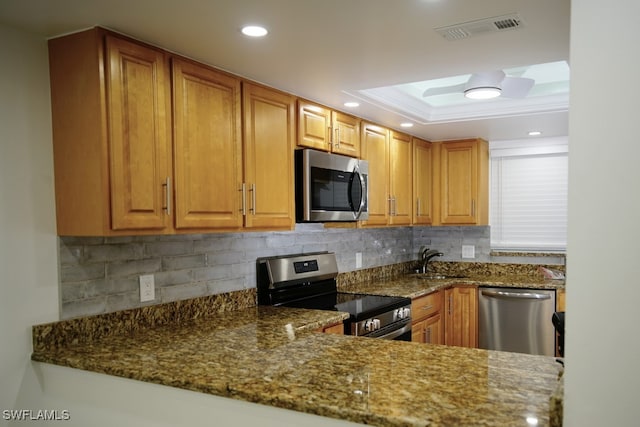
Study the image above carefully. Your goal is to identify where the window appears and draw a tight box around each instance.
[490,137,568,252]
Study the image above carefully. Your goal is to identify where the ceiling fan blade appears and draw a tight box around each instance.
[422,83,466,97]
[500,76,535,98]
[465,70,506,90]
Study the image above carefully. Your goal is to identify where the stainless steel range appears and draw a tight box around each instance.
[257,252,412,340]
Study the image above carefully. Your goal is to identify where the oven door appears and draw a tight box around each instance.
[296,149,368,222]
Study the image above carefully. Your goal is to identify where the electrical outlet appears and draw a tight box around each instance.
[139,274,155,302]
[356,252,362,269]
[462,245,475,259]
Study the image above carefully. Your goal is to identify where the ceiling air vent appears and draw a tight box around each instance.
[435,13,524,41]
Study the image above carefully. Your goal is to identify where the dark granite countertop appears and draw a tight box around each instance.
[338,273,565,299]
[32,291,563,427]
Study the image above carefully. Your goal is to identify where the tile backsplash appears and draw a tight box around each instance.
[58,224,563,319]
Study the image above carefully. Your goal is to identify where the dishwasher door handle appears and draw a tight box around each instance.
[481,289,552,300]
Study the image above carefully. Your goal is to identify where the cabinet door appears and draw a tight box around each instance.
[445,286,478,348]
[413,137,433,224]
[439,139,488,225]
[106,35,171,231]
[172,59,243,229]
[243,83,295,229]
[424,313,444,345]
[389,131,412,225]
[322,323,344,335]
[297,101,331,151]
[332,111,361,157]
[413,313,443,344]
[412,318,427,343]
[360,123,389,226]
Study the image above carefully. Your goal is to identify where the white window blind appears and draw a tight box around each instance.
[490,138,568,251]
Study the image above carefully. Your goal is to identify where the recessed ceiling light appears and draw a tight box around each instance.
[241,25,268,37]
[400,122,414,128]
[343,102,360,108]
[528,131,542,136]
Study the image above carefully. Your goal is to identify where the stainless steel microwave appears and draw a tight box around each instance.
[295,149,368,222]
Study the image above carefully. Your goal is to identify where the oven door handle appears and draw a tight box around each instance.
[375,323,412,340]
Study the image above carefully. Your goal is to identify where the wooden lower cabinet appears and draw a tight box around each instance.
[319,322,344,335]
[411,291,444,345]
[444,286,478,348]
[556,288,566,312]
[555,288,566,356]
[412,313,444,344]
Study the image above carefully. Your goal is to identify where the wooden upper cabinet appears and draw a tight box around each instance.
[298,101,331,151]
[360,123,390,226]
[389,131,412,226]
[436,138,489,225]
[332,111,361,157]
[107,35,172,231]
[49,28,172,235]
[49,27,294,236]
[172,58,243,230]
[243,83,296,230]
[413,137,433,225]
[297,100,361,157]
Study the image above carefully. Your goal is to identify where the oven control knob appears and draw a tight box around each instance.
[373,319,381,330]
[395,308,408,320]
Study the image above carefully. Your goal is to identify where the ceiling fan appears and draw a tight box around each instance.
[422,70,535,100]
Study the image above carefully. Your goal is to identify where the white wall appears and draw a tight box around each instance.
[565,1,640,426]
[0,24,59,425]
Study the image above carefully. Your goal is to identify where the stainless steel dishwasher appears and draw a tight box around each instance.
[478,287,556,356]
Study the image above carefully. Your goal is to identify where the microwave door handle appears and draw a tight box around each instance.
[353,165,366,220]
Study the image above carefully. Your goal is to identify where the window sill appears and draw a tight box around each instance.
[490,250,566,259]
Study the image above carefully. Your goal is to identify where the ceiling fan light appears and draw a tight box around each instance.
[464,86,501,100]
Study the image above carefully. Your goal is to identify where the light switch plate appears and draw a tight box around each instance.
[356,252,362,269]
[139,274,155,302]
[462,245,475,259]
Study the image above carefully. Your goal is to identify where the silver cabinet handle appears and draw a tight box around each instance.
[421,304,433,311]
[239,183,246,216]
[481,289,552,300]
[162,177,171,216]
[417,198,421,216]
[471,199,476,217]
[448,295,452,316]
[328,125,332,149]
[388,196,397,216]
[335,127,340,149]
[249,183,256,215]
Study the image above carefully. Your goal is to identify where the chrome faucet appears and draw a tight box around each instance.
[420,248,443,274]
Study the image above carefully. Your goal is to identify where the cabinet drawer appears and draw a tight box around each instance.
[412,290,442,321]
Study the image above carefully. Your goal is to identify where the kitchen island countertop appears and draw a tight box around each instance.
[32,297,563,426]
